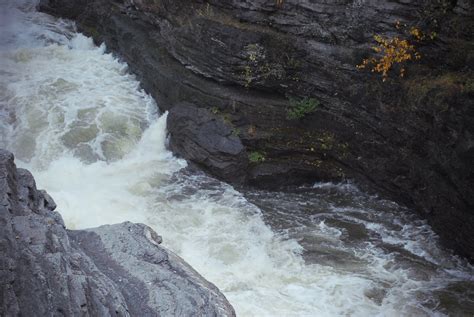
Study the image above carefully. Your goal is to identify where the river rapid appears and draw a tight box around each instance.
[1,1,473,316]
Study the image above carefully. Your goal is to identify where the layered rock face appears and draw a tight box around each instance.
[39,0,473,260]
[0,149,235,316]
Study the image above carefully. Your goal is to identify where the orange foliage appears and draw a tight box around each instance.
[357,24,426,81]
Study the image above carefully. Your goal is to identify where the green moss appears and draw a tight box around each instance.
[337,142,350,159]
[317,132,335,151]
[231,128,241,137]
[210,106,220,115]
[221,113,232,125]
[248,151,266,163]
[463,78,474,94]
[243,65,253,88]
[286,97,319,120]
[196,3,214,17]
[240,38,301,88]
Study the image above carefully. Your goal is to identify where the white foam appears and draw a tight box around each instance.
[69,33,97,50]
[2,1,473,316]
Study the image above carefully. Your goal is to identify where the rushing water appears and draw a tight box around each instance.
[1,1,473,316]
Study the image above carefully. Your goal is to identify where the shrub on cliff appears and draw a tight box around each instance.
[286,97,319,120]
[249,151,265,163]
[357,23,435,81]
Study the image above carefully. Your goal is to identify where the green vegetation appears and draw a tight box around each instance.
[243,65,253,88]
[242,43,281,88]
[210,106,220,115]
[248,151,266,163]
[197,3,213,17]
[286,97,319,120]
[317,132,335,151]
[242,43,263,88]
[241,42,296,88]
[465,78,474,94]
[231,127,241,137]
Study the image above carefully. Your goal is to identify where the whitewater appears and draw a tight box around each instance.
[1,1,473,316]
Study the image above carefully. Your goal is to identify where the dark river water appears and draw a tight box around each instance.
[1,0,473,316]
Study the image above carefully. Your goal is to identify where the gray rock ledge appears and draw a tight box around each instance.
[0,149,235,316]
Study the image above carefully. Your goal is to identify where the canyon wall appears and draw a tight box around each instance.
[39,0,474,260]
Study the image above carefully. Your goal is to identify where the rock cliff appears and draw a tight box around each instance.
[39,0,474,261]
[0,149,235,316]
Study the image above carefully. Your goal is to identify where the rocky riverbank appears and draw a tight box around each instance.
[39,0,473,261]
[0,149,235,316]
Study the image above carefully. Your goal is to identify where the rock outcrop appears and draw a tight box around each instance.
[0,149,235,316]
[39,0,474,261]
[167,103,247,183]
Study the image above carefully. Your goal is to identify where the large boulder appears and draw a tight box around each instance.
[0,149,235,316]
[167,103,247,183]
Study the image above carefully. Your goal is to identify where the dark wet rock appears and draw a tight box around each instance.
[0,149,235,316]
[39,0,474,261]
[167,103,247,183]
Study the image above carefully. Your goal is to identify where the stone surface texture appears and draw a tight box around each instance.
[0,149,235,316]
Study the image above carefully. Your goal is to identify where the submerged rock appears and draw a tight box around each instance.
[0,149,235,316]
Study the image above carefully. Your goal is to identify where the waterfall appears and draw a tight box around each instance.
[1,1,472,316]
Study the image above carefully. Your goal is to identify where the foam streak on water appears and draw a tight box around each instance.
[1,1,473,316]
